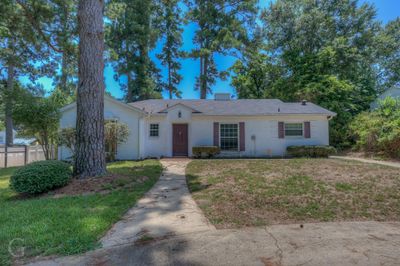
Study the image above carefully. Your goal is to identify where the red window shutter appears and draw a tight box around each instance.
[213,122,219,146]
[304,121,311,138]
[278,122,284,138]
[239,122,245,151]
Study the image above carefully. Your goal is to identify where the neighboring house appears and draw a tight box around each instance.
[370,87,400,109]
[0,130,17,145]
[0,129,37,146]
[58,93,336,160]
[13,138,38,146]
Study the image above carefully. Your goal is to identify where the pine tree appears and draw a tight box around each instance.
[50,0,78,95]
[157,0,183,99]
[185,0,257,98]
[74,0,106,178]
[106,0,162,102]
[0,0,53,146]
[13,0,78,95]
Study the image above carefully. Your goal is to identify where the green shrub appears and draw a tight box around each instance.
[350,97,400,158]
[192,146,220,158]
[287,145,337,158]
[10,160,72,195]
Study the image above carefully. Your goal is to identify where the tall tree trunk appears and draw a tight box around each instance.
[138,43,149,99]
[127,69,132,102]
[60,5,69,94]
[60,49,68,93]
[125,45,133,102]
[200,55,208,99]
[168,61,172,99]
[74,0,106,178]
[5,62,14,147]
[199,1,207,99]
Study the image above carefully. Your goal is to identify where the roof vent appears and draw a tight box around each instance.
[301,100,307,106]
[214,93,231,101]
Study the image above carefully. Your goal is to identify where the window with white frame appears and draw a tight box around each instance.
[284,123,303,137]
[149,124,159,137]
[220,124,238,151]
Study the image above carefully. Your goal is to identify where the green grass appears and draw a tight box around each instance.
[0,160,162,265]
[186,159,400,229]
[335,182,353,191]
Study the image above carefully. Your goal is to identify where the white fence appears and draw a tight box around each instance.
[0,145,54,168]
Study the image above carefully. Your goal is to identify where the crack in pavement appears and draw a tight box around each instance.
[265,227,283,266]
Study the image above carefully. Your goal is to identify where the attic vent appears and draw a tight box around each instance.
[302,100,307,106]
[214,93,231,101]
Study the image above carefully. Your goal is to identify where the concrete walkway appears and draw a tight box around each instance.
[26,159,400,266]
[101,159,215,248]
[28,221,400,266]
[330,155,400,168]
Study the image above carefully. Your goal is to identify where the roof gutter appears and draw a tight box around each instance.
[190,113,337,117]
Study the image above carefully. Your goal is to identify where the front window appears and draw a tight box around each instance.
[220,124,238,151]
[284,123,303,137]
[149,124,159,137]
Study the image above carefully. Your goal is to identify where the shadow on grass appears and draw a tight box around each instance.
[0,160,162,266]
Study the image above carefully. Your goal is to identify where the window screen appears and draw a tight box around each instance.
[149,124,159,137]
[284,123,303,137]
[220,124,238,151]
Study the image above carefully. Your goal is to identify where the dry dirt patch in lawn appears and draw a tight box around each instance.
[51,173,149,197]
[48,161,159,197]
[186,159,400,229]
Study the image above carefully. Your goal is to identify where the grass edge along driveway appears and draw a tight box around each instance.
[0,160,162,266]
[186,158,400,229]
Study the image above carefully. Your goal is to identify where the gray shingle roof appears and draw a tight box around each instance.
[129,99,336,116]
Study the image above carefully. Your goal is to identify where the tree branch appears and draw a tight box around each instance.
[16,0,63,53]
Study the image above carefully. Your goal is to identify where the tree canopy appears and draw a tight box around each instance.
[185,0,258,98]
[231,0,400,146]
[1,0,399,155]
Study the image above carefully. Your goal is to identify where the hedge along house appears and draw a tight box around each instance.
[58,93,336,160]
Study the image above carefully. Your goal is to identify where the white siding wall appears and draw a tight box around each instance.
[142,110,331,158]
[58,98,142,160]
[191,115,329,157]
[142,104,194,158]
[60,100,331,159]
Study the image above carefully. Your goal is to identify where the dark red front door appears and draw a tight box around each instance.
[173,124,188,156]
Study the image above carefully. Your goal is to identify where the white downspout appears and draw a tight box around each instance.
[137,115,141,159]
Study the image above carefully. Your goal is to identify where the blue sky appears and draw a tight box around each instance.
[21,0,399,100]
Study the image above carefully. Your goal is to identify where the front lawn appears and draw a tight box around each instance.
[0,160,162,265]
[186,159,400,228]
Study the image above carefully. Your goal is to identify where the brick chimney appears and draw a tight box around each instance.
[214,93,231,101]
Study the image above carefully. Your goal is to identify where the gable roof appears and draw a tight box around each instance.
[371,86,400,109]
[60,95,146,114]
[129,99,336,116]
[158,102,202,113]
